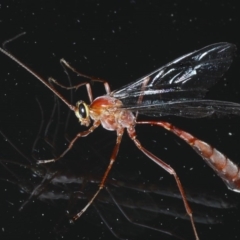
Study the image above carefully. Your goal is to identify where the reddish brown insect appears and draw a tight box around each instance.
[1,42,240,240]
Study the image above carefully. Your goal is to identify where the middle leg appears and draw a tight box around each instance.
[72,128,124,221]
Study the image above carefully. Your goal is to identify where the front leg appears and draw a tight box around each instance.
[60,59,111,94]
[37,121,100,164]
[48,77,94,103]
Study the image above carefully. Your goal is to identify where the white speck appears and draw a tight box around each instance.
[92,38,95,40]
[228,132,232,136]
[170,13,174,17]
[190,167,193,170]
[42,213,44,216]
[2,228,4,232]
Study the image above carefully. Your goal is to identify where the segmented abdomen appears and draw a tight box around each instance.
[157,121,240,192]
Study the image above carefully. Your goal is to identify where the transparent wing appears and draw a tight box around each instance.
[110,42,238,118]
[123,100,240,118]
[111,42,236,106]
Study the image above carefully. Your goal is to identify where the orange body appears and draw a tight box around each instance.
[90,96,136,131]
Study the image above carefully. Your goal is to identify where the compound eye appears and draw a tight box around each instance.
[75,101,89,124]
[78,102,87,119]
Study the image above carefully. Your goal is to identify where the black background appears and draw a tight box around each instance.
[1,1,240,240]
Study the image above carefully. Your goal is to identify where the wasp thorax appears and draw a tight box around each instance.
[75,101,91,126]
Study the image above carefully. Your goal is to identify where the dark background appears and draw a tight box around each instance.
[1,1,240,240]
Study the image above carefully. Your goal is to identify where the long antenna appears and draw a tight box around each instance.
[0,47,76,111]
